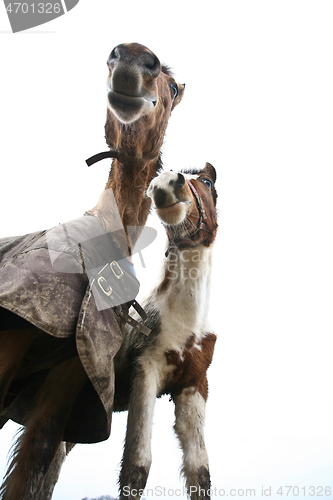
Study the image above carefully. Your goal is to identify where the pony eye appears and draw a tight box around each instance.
[170,82,178,98]
[201,178,212,189]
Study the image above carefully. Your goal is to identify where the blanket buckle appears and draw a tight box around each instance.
[97,276,113,296]
[110,261,124,279]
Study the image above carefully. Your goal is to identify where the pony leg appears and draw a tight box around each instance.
[0,357,87,500]
[174,389,211,500]
[0,328,39,412]
[119,364,158,500]
[35,442,76,500]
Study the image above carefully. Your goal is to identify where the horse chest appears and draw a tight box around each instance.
[133,256,213,396]
[137,322,216,400]
[154,271,211,335]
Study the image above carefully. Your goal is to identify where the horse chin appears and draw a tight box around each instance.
[107,91,155,124]
[156,202,187,226]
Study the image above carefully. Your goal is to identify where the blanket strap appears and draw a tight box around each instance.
[115,301,151,336]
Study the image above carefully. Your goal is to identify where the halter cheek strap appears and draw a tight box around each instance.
[185,179,211,233]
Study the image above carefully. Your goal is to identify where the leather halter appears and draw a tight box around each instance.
[86,149,159,166]
[165,178,212,257]
[86,150,120,166]
[185,178,211,234]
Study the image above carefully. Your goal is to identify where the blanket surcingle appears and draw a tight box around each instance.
[0,214,142,443]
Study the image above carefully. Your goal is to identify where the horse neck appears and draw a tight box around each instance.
[88,157,161,253]
[158,244,213,322]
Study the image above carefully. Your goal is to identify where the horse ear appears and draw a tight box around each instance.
[203,162,216,183]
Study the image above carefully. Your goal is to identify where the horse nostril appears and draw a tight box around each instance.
[153,188,167,208]
[107,47,119,66]
[172,173,185,191]
[142,53,161,77]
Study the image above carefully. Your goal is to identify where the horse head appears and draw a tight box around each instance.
[147,163,218,250]
[105,43,185,160]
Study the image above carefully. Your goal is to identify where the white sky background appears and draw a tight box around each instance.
[0,1,333,499]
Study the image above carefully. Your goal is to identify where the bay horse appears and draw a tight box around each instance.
[0,43,184,500]
[113,163,218,500]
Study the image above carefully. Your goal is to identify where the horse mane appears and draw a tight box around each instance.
[161,64,173,76]
[180,167,203,175]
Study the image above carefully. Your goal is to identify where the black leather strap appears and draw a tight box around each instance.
[114,302,150,336]
[86,151,117,166]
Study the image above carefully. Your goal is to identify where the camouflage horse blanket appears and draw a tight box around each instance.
[0,214,143,443]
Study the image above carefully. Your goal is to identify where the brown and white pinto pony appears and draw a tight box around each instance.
[113,163,218,500]
[0,43,184,500]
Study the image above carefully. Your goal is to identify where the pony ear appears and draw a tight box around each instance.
[203,162,216,183]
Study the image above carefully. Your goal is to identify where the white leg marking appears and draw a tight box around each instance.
[123,363,158,469]
[174,390,210,495]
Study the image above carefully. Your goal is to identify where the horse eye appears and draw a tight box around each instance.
[201,178,212,189]
[170,82,178,98]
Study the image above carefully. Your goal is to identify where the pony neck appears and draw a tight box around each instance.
[157,244,213,322]
[160,244,213,291]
